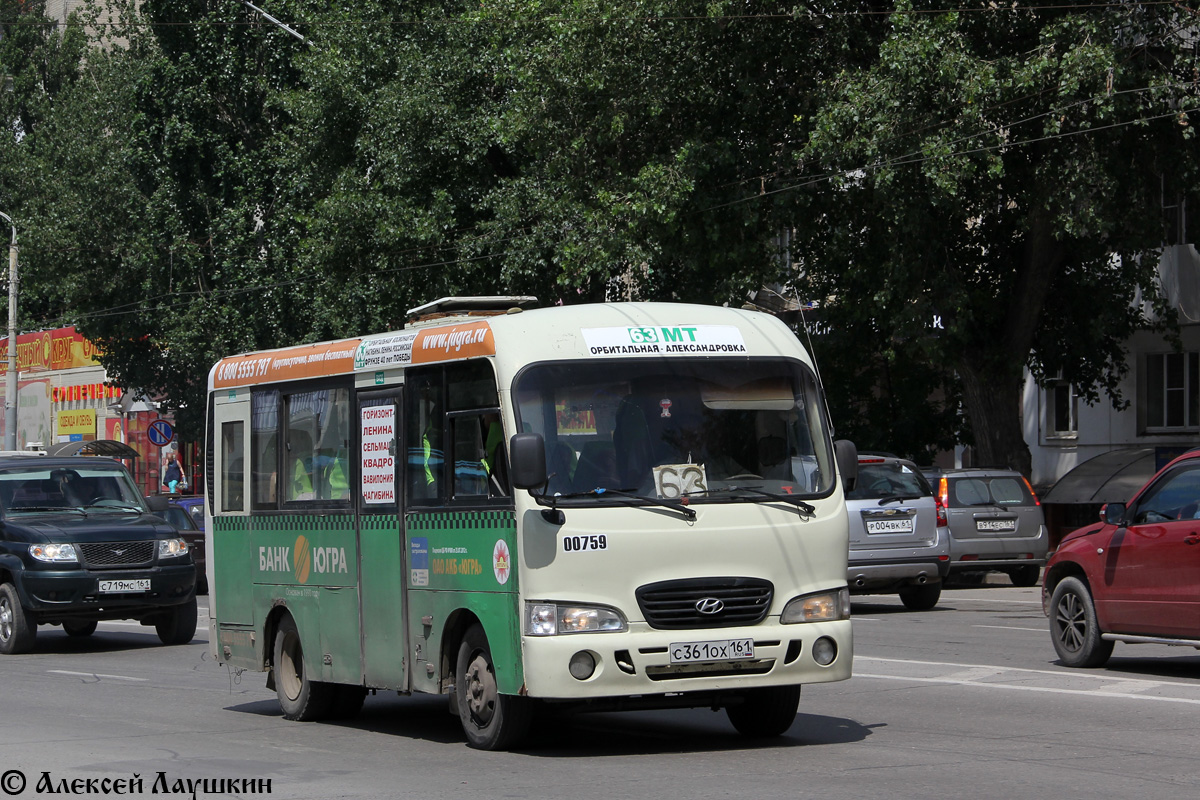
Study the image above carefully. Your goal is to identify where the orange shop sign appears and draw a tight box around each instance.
[0,326,102,375]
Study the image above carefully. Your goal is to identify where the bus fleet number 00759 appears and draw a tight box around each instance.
[562,535,607,552]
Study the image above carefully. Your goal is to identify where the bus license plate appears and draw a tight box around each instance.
[976,519,1017,532]
[99,579,150,593]
[670,638,755,664]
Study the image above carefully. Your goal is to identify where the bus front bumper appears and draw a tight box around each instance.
[520,618,853,701]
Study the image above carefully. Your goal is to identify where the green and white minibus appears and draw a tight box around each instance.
[205,298,856,749]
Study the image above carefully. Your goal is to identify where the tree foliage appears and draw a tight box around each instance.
[3,1,1198,466]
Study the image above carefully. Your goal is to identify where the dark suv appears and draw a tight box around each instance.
[0,456,197,654]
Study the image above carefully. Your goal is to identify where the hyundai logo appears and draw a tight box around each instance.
[695,597,725,615]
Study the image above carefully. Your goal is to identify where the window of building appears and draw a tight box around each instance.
[1145,352,1200,431]
[1049,382,1076,436]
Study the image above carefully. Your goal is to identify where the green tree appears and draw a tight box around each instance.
[795,3,1199,473]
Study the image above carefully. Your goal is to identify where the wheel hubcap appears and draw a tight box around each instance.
[1055,592,1086,653]
[464,652,497,726]
[279,632,304,701]
[0,598,12,641]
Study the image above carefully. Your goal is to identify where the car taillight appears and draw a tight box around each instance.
[936,477,949,526]
[1021,476,1041,506]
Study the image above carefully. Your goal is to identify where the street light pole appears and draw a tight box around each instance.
[0,210,17,450]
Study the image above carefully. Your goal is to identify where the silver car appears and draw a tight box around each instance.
[846,455,950,610]
[930,468,1048,586]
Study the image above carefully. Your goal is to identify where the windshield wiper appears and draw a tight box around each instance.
[878,494,923,506]
[80,503,143,513]
[537,486,696,521]
[687,486,815,517]
[7,506,87,515]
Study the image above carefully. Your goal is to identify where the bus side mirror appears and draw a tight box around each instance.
[834,440,858,493]
[509,432,548,491]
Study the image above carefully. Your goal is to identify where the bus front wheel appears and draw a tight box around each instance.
[455,623,532,750]
[725,685,801,738]
[273,615,333,721]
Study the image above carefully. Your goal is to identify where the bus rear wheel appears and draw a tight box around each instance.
[273,615,334,721]
[725,685,801,738]
[455,623,532,750]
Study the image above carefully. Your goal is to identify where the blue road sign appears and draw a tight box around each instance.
[148,419,175,446]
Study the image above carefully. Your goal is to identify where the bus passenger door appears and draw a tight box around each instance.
[356,389,408,690]
[211,395,253,627]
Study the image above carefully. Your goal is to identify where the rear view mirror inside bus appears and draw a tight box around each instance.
[509,432,548,490]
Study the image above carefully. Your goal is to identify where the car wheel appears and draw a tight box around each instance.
[898,583,942,611]
[0,583,36,655]
[1050,576,1114,668]
[273,614,334,721]
[62,620,98,637]
[456,623,532,750]
[155,597,198,645]
[1008,565,1041,587]
[725,685,802,738]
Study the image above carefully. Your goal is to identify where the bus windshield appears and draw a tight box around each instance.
[514,358,835,501]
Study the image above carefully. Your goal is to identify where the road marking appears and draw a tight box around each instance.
[854,655,1200,705]
[973,624,1047,632]
[48,670,148,682]
[944,596,1042,605]
[852,671,1200,705]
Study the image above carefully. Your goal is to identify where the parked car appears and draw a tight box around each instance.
[157,500,206,595]
[930,467,1048,586]
[1043,449,1200,667]
[170,494,205,532]
[846,454,949,610]
[0,456,197,654]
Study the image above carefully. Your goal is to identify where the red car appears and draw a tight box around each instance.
[1043,449,1200,667]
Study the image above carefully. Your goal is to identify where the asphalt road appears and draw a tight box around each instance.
[2,582,1198,800]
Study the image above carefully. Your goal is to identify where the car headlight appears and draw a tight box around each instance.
[29,543,79,563]
[158,538,189,559]
[524,602,627,636]
[781,588,851,624]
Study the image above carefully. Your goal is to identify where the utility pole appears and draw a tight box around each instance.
[0,211,17,450]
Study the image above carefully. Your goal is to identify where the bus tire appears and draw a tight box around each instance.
[455,623,532,750]
[725,685,801,738]
[273,614,334,721]
[62,620,98,637]
[0,583,37,655]
[155,597,198,645]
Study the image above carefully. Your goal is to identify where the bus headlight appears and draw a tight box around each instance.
[524,602,627,636]
[781,588,850,624]
[29,543,78,563]
[158,538,189,559]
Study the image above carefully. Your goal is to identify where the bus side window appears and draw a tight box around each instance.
[251,390,279,509]
[407,369,444,505]
[221,421,245,512]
